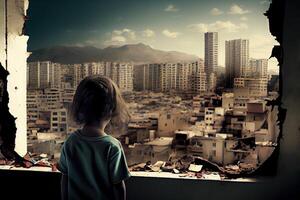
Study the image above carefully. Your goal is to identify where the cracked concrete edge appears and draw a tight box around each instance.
[0,0,29,157]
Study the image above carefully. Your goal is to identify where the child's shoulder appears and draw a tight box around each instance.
[103,135,122,148]
[65,129,121,146]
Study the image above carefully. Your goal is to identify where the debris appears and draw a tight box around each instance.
[194,156,224,173]
[0,159,7,165]
[179,173,188,177]
[239,163,256,171]
[196,172,203,178]
[175,155,194,171]
[52,163,58,172]
[188,164,203,172]
[151,161,164,172]
[130,163,147,171]
[39,153,48,158]
[202,172,221,180]
[35,159,51,167]
[225,165,240,171]
[161,161,175,172]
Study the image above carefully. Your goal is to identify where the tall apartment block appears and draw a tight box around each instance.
[160,63,178,92]
[110,62,133,92]
[133,60,206,93]
[225,39,249,88]
[233,58,268,97]
[205,32,218,92]
[69,62,133,92]
[148,64,161,91]
[27,61,61,89]
[249,59,268,78]
[188,60,207,93]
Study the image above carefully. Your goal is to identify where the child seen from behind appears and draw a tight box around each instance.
[58,75,131,200]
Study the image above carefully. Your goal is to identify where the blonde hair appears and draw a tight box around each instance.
[71,75,130,125]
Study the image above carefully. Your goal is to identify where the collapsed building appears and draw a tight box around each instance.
[122,91,279,179]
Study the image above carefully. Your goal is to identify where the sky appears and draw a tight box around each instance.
[26,0,278,70]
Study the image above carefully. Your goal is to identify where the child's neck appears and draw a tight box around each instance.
[82,124,107,137]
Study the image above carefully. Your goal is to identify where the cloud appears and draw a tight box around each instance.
[162,29,180,38]
[111,36,126,43]
[105,28,136,45]
[260,1,270,5]
[240,16,248,21]
[250,34,279,58]
[210,8,223,16]
[188,21,248,33]
[112,28,136,40]
[142,29,155,38]
[228,4,250,15]
[165,4,179,12]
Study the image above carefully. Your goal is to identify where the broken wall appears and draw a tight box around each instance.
[0,0,29,156]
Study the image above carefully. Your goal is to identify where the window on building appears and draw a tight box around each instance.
[212,150,216,157]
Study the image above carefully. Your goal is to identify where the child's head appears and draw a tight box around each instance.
[71,75,130,126]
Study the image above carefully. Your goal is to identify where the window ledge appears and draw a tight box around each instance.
[0,165,59,173]
[0,166,255,182]
[130,171,256,182]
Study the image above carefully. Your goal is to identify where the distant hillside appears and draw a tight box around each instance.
[28,43,199,64]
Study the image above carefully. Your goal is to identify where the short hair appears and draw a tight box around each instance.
[71,75,130,125]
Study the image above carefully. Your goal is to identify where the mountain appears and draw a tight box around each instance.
[27,43,199,64]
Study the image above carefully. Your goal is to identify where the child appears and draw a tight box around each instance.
[58,75,131,200]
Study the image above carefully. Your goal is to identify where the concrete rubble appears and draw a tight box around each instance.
[129,154,260,180]
[0,151,58,171]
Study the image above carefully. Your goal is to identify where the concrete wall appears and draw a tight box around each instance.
[0,0,28,156]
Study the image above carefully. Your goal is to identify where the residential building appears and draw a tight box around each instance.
[27,61,61,89]
[249,59,268,78]
[50,108,68,133]
[234,77,268,97]
[225,39,249,88]
[205,32,218,92]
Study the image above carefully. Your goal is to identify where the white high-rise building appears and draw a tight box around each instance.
[133,61,207,93]
[28,61,61,89]
[189,60,207,93]
[70,62,133,91]
[205,32,218,92]
[109,62,133,92]
[225,39,249,88]
[160,63,178,92]
[176,63,190,91]
[249,59,268,78]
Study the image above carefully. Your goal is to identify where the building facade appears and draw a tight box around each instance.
[27,61,61,89]
[225,39,249,88]
[205,32,218,92]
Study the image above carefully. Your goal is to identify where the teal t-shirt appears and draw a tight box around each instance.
[58,129,131,200]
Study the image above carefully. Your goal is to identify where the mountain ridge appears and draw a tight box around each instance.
[28,43,200,64]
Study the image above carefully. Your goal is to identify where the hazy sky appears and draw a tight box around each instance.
[26,0,278,70]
